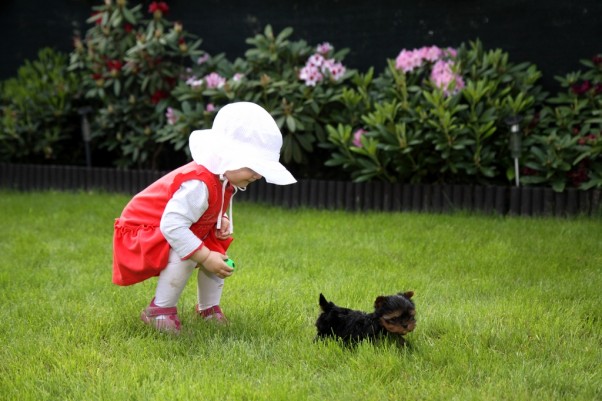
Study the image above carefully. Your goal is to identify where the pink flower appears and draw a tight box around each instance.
[430,60,464,95]
[322,59,346,80]
[204,72,225,89]
[197,54,210,65]
[329,63,346,80]
[445,47,458,58]
[352,129,366,147]
[316,42,333,55]
[420,46,443,62]
[307,54,325,68]
[299,65,323,86]
[205,103,216,112]
[166,107,177,125]
[232,73,244,82]
[299,46,347,86]
[395,49,425,73]
[394,45,459,73]
[186,76,203,88]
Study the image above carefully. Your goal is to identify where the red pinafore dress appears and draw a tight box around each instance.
[112,162,234,286]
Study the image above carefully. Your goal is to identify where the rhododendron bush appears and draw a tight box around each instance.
[69,0,202,168]
[158,25,352,179]
[521,54,602,191]
[0,48,80,163]
[325,40,549,185]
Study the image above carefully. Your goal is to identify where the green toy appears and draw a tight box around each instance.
[225,258,235,269]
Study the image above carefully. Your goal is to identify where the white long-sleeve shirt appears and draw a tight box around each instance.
[159,180,210,259]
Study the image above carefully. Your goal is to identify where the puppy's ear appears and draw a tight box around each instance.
[374,296,387,309]
[401,291,414,299]
[319,293,332,311]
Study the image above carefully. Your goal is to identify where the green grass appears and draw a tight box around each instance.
[0,190,600,401]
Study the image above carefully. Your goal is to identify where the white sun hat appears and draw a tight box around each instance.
[189,102,296,185]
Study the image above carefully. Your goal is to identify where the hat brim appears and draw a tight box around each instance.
[227,152,297,185]
[189,129,296,185]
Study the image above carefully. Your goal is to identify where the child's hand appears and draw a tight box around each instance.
[216,216,231,240]
[202,251,234,279]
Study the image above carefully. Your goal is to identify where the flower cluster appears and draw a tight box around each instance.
[395,45,464,95]
[395,46,446,72]
[106,59,123,76]
[430,59,465,95]
[148,1,169,18]
[204,72,226,89]
[185,71,226,89]
[299,42,346,86]
[570,80,602,96]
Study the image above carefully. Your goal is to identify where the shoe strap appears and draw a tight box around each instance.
[145,306,178,317]
[199,305,222,317]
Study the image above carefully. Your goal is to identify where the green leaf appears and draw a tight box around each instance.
[111,9,122,27]
[122,8,137,24]
[296,133,314,152]
[285,115,296,132]
[275,27,293,44]
[275,116,285,129]
[552,180,566,192]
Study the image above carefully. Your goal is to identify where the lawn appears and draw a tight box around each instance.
[0,190,600,401]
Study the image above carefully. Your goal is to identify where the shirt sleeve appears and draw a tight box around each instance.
[160,179,209,259]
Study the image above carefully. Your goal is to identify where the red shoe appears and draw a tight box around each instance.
[140,303,181,334]
[195,304,228,324]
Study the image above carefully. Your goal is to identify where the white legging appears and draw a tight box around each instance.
[153,249,224,310]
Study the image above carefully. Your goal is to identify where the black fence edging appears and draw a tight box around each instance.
[0,163,600,217]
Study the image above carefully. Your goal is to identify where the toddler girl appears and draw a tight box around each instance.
[112,102,296,333]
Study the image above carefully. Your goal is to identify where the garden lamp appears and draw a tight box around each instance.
[78,106,93,168]
[505,115,523,187]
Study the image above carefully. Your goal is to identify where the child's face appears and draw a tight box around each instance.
[224,168,262,189]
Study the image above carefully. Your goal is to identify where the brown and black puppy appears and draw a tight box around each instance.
[315,292,416,345]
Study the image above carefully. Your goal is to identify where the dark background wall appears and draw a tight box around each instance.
[1,0,601,91]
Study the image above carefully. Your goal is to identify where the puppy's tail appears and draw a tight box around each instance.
[319,293,333,312]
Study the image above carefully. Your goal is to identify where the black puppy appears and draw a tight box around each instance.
[315,292,416,344]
